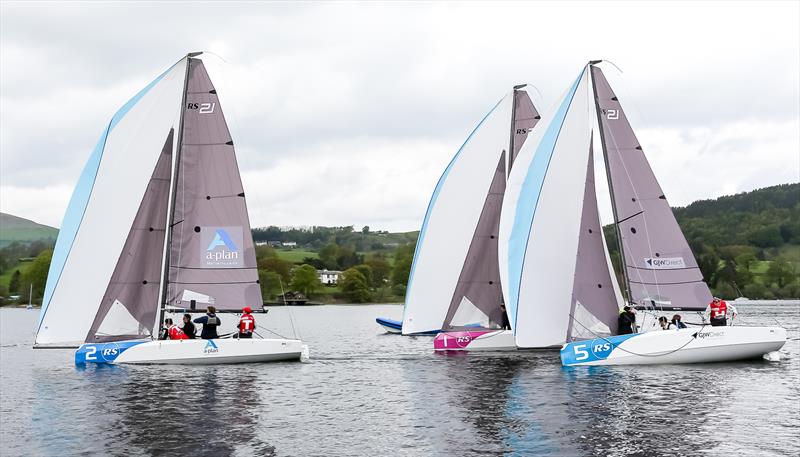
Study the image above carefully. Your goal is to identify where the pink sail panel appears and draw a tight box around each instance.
[167,58,262,310]
[591,66,711,309]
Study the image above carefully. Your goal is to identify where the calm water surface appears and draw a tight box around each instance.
[1,303,798,456]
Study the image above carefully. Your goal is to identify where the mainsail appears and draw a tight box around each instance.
[441,89,540,331]
[36,54,262,347]
[164,58,261,317]
[590,66,712,310]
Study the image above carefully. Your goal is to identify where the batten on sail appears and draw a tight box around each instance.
[36,59,188,347]
[590,66,712,310]
[401,94,514,335]
[499,68,593,348]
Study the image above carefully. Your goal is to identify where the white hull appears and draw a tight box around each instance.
[77,338,304,365]
[561,326,786,366]
[378,324,402,334]
[434,330,517,351]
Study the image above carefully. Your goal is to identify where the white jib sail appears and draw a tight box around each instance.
[498,68,593,348]
[402,94,513,335]
[35,59,187,346]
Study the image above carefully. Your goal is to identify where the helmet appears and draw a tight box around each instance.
[243,306,253,314]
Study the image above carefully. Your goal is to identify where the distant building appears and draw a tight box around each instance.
[282,241,298,248]
[255,241,282,247]
[317,269,342,286]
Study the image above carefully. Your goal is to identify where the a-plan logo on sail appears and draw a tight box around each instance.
[203,340,219,354]
[201,226,244,268]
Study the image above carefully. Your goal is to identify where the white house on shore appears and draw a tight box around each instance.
[318,269,342,285]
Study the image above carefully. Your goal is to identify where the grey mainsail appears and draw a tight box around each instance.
[591,65,712,310]
[509,89,539,171]
[567,143,620,340]
[165,58,262,311]
[87,130,174,342]
[442,89,540,330]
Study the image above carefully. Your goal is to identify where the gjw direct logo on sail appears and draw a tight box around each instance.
[201,226,244,268]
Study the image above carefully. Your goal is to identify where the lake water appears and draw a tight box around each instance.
[1,302,798,456]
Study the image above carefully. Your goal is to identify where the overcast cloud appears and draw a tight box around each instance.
[1,1,798,231]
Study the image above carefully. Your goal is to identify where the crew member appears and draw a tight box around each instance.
[670,314,687,329]
[181,313,197,339]
[499,302,511,330]
[238,306,256,339]
[194,306,221,339]
[706,297,737,327]
[164,318,188,340]
[617,306,637,335]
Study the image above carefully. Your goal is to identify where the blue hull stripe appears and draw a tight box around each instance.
[560,333,639,365]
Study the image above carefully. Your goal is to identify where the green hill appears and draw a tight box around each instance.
[605,183,799,299]
[0,213,58,248]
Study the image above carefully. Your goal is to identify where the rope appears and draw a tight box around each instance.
[569,313,707,358]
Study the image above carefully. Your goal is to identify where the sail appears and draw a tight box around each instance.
[591,66,712,309]
[164,58,262,312]
[441,154,506,330]
[402,94,513,335]
[509,89,540,170]
[566,145,621,341]
[85,131,173,342]
[441,90,541,331]
[498,67,593,348]
[35,58,188,347]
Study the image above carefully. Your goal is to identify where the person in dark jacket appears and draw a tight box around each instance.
[499,302,511,330]
[193,306,221,339]
[617,306,637,335]
[181,313,197,339]
[670,314,687,329]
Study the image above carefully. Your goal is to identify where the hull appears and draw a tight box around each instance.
[375,317,444,335]
[561,326,786,366]
[433,330,516,351]
[76,338,304,365]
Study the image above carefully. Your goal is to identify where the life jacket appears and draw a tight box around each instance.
[239,313,256,334]
[710,300,728,319]
[168,324,188,340]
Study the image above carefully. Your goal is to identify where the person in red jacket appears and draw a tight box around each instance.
[238,306,256,339]
[706,297,738,327]
[165,318,188,340]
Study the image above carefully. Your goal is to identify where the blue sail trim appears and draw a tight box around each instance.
[507,69,585,331]
[401,96,505,330]
[37,62,179,332]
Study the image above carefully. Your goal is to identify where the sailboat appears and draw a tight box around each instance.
[437,61,787,363]
[35,53,304,364]
[376,86,540,336]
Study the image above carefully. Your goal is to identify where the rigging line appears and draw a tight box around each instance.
[569,313,705,358]
[615,210,644,225]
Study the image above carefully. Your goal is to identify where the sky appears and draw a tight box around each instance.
[1,1,798,232]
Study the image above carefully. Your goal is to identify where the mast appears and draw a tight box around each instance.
[589,60,632,306]
[156,52,201,333]
[507,84,526,172]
